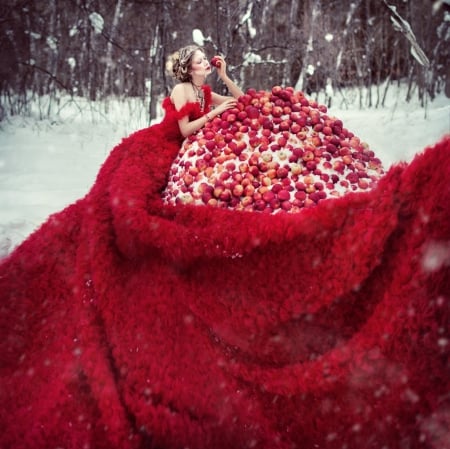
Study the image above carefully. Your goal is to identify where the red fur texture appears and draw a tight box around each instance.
[0,88,449,448]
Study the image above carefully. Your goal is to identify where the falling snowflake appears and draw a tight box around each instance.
[421,240,450,273]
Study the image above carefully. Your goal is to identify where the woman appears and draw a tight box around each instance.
[169,45,243,137]
[0,44,449,449]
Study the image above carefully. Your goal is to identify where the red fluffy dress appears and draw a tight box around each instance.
[1,85,449,449]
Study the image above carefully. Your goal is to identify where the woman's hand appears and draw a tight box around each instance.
[212,55,227,79]
[211,55,245,99]
[213,97,238,116]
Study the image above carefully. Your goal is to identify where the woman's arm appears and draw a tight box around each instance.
[171,83,209,137]
[176,110,216,138]
[213,55,244,99]
[172,83,238,138]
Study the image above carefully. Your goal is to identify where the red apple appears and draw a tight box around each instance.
[358,179,369,189]
[244,184,255,196]
[183,174,194,186]
[272,106,283,117]
[276,167,289,178]
[272,85,283,95]
[211,56,221,68]
[262,190,276,203]
[219,189,232,202]
[294,191,306,201]
[254,199,266,211]
[277,189,290,201]
[342,155,353,165]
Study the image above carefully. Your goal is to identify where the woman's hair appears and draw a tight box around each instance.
[169,45,204,82]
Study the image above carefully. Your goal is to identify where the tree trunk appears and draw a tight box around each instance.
[294,0,320,92]
[102,0,123,99]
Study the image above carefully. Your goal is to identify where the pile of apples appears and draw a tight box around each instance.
[162,86,384,213]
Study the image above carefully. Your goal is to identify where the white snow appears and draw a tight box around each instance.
[29,32,41,40]
[192,29,206,46]
[67,57,76,70]
[0,87,448,256]
[89,12,104,34]
[242,3,257,39]
[46,36,58,52]
[69,25,78,37]
[243,52,262,65]
[421,240,450,273]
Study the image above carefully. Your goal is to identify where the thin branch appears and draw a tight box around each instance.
[382,0,430,67]
[18,61,73,93]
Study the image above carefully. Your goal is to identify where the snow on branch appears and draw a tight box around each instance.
[383,0,430,67]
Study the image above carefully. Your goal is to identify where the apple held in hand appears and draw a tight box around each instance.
[211,56,221,68]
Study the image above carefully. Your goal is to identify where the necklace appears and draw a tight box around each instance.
[191,82,205,111]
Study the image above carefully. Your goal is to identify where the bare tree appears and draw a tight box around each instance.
[102,0,123,99]
[1,0,448,121]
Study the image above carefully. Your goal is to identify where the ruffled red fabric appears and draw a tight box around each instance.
[0,86,449,449]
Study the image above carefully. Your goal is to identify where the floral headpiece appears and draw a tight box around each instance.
[168,45,203,82]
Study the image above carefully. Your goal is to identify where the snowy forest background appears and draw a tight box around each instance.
[1,0,449,122]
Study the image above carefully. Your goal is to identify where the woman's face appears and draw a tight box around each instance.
[189,50,211,78]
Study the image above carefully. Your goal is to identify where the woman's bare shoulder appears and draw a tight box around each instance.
[171,82,190,96]
[170,83,191,106]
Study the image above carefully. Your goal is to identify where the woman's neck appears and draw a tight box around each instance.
[190,76,205,88]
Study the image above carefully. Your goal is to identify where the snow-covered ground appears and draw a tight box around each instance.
[0,88,449,257]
